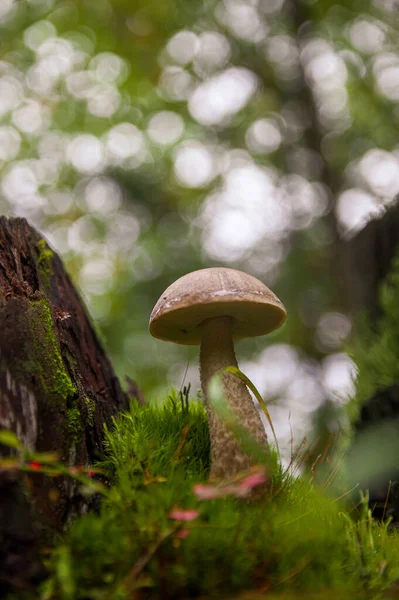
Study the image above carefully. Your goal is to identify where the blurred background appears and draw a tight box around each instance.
[0,0,397,461]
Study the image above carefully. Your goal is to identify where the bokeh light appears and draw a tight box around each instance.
[189,67,258,125]
[1,0,397,457]
[173,142,215,187]
[147,111,184,145]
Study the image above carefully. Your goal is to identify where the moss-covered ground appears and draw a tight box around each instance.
[4,386,395,600]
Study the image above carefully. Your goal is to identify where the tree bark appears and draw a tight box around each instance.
[0,217,129,592]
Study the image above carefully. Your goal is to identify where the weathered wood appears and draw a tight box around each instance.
[0,217,129,592]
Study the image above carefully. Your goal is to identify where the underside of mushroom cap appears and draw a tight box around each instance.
[149,267,286,345]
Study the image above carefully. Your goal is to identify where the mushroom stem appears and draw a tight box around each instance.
[199,315,269,479]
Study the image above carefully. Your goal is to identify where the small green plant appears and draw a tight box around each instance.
[0,429,104,492]
[341,492,399,594]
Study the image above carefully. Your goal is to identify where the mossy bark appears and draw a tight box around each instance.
[0,217,129,592]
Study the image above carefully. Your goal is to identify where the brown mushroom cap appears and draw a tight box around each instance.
[149,267,286,345]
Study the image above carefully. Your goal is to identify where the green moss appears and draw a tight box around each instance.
[36,238,54,290]
[84,396,96,427]
[65,407,83,443]
[37,398,399,600]
[28,296,76,406]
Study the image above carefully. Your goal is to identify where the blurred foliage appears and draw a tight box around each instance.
[348,253,399,423]
[341,253,399,509]
[2,0,399,450]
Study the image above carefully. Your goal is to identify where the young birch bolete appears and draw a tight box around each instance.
[149,267,286,480]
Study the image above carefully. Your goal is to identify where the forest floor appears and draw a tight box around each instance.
[3,388,399,600]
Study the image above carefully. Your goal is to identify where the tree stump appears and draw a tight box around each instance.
[0,217,129,592]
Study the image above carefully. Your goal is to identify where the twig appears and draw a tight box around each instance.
[382,480,392,521]
[333,483,360,503]
[277,557,312,585]
[122,529,175,597]
[173,425,191,464]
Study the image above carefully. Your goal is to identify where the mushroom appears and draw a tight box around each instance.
[149,267,286,480]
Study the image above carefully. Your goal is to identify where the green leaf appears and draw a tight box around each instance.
[208,375,273,467]
[26,451,60,463]
[0,429,22,450]
[223,366,281,460]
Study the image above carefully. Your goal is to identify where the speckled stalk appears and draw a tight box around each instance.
[199,315,269,479]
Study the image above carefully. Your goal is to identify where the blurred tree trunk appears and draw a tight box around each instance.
[0,217,129,593]
[291,0,399,319]
[342,200,399,316]
[342,201,399,523]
